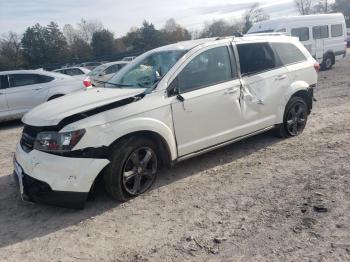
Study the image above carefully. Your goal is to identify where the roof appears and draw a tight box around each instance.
[103,61,129,66]
[0,69,72,78]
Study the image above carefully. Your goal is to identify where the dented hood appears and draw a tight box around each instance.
[22,87,146,127]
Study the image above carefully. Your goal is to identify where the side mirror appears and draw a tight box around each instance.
[99,71,106,77]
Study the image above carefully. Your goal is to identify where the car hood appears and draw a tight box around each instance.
[22,88,146,127]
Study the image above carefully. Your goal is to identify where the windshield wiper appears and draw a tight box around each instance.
[94,80,134,88]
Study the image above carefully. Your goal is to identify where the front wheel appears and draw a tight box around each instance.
[104,137,159,202]
[275,97,308,138]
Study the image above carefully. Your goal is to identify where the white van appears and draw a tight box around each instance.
[248,13,347,70]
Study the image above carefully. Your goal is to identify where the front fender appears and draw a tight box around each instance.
[75,116,178,161]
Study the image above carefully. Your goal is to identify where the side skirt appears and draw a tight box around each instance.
[175,126,274,163]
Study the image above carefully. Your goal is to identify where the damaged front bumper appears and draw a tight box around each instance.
[13,142,110,208]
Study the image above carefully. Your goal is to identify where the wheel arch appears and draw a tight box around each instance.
[108,130,173,169]
[277,81,313,123]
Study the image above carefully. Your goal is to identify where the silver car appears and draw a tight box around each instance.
[87,61,128,87]
[0,70,86,122]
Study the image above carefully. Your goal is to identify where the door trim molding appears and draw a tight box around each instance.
[176,125,274,162]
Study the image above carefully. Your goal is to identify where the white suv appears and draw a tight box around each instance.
[14,36,318,208]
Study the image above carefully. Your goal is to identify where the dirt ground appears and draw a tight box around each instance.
[0,51,350,262]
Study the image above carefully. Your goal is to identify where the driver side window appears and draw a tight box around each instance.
[176,46,233,93]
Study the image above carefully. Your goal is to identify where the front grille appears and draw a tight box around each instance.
[20,125,47,153]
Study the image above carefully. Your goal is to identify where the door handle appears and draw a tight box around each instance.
[224,87,239,95]
[32,87,42,91]
[275,75,287,80]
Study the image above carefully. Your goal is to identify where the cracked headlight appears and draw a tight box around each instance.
[34,129,86,153]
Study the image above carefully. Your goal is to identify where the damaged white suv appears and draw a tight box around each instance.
[14,35,318,208]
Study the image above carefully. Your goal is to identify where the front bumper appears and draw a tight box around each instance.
[14,142,110,208]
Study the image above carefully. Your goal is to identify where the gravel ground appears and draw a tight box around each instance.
[0,51,349,262]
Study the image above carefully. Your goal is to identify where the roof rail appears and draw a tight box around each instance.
[244,32,290,37]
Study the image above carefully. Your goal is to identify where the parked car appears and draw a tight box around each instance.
[0,70,86,122]
[53,67,91,81]
[248,13,347,70]
[14,35,318,208]
[79,62,102,70]
[122,56,136,61]
[87,61,129,87]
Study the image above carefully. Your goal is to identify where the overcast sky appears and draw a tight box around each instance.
[0,0,298,36]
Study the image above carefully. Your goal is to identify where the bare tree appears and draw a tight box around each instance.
[242,3,270,33]
[0,32,23,69]
[294,0,313,15]
[77,19,103,43]
[63,24,78,45]
[313,0,332,13]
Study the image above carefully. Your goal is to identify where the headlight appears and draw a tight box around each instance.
[34,129,86,153]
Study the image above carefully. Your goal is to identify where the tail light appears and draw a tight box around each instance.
[83,78,92,88]
[314,62,320,73]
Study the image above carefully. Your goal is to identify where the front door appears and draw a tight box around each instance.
[6,73,51,112]
[170,45,243,156]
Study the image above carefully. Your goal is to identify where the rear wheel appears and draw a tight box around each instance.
[275,97,308,138]
[104,137,159,202]
[321,54,333,70]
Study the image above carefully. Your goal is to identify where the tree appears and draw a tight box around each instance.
[294,0,313,15]
[200,20,241,38]
[21,22,68,66]
[70,37,92,60]
[46,22,69,62]
[332,0,350,27]
[313,0,332,13]
[123,21,166,51]
[91,29,115,57]
[77,19,103,43]
[0,32,23,70]
[242,3,270,33]
[63,24,78,45]
[162,19,191,43]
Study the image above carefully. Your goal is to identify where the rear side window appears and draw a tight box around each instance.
[331,24,343,37]
[8,74,54,88]
[271,43,307,65]
[291,27,309,41]
[177,46,234,93]
[66,68,84,76]
[313,25,329,39]
[237,43,280,75]
[105,64,119,74]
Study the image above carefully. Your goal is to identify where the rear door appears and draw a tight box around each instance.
[0,75,9,113]
[236,42,290,133]
[6,73,54,112]
[312,25,329,62]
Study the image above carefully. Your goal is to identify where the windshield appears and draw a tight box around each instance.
[108,50,188,89]
[88,64,108,76]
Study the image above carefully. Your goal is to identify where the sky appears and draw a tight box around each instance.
[0,0,298,36]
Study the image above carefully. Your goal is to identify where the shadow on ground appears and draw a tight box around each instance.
[0,131,280,248]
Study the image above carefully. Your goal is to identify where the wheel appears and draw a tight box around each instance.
[48,94,64,101]
[104,137,159,201]
[274,97,308,138]
[321,54,333,70]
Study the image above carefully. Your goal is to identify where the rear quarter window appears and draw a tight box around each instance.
[270,43,307,65]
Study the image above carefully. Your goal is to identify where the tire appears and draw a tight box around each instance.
[321,54,333,70]
[48,94,64,101]
[104,137,159,202]
[274,97,308,138]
